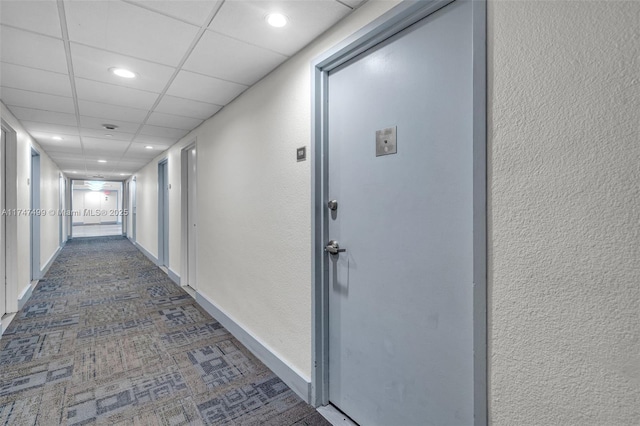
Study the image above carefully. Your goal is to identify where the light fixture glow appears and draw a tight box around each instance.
[98,159,107,163]
[71,171,78,174]
[105,134,113,137]
[52,136,62,141]
[266,13,287,27]
[119,173,127,176]
[145,145,153,150]
[110,67,137,79]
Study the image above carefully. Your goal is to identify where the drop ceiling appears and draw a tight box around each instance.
[0,0,365,180]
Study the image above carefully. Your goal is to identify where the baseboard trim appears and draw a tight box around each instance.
[134,241,158,265]
[168,268,180,285]
[1,312,17,336]
[18,280,38,310]
[41,244,63,278]
[195,291,312,403]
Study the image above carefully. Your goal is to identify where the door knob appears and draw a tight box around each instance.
[327,200,338,211]
[325,240,346,254]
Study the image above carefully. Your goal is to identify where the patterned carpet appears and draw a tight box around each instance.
[0,236,328,426]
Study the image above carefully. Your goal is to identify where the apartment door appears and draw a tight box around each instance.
[183,146,197,289]
[30,149,40,281]
[158,160,169,267]
[59,174,65,245]
[326,1,476,424]
[0,128,5,318]
[122,181,128,235]
[131,178,137,241]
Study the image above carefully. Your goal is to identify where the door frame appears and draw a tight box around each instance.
[157,159,169,267]
[1,120,18,316]
[181,140,197,289]
[310,0,487,422]
[30,148,41,281]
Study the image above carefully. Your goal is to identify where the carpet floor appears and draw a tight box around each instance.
[0,236,328,426]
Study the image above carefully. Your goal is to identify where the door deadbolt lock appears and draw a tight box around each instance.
[325,240,346,254]
[327,200,338,211]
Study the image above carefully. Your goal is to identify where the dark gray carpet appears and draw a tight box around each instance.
[0,236,328,425]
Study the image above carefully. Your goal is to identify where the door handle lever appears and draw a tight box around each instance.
[325,240,346,254]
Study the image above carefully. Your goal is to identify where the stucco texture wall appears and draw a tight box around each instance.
[488,1,640,424]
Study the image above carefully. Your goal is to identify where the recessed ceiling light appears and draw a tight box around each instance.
[104,134,113,137]
[71,171,77,174]
[266,13,287,28]
[102,124,118,130]
[98,160,107,163]
[119,173,127,176]
[145,145,153,150]
[52,136,63,141]
[109,67,137,79]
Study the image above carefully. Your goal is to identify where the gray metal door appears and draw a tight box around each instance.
[187,147,197,289]
[327,1,475,424]
[30,149,40,281]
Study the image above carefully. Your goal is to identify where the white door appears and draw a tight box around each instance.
[327,1,476,424]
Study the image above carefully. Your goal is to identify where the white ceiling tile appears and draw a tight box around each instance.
[118,158,151,168]
[339,0,367,9]
[29,131,81,144]
[146,112,202,131]
[80,116,141,134]
[8,106,77,127]
[209,0,351,56]
[35,137,83,154]
[0,0,62,38]
[140,124,188,140]
[154,95,221,120]
[0,87,74,114]
[65,1,199,66]
[126,0,223,26]
[70,43,175,93]
[75,78,158,110]
[125,143,165,159]
[184,30,287,85]
[1,62,72,97]
[167,70,247,105]
[83,138,130,157]
[49,152,86,162]
[78,100,148,124]
[80,128,134,142]
[0,26,68,73]
[132,134,176,147]
[20,121,79,137]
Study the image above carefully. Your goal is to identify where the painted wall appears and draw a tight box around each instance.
[1,103,63,311]
[488,1,640,424]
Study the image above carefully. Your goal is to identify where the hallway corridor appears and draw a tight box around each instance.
[0,237,327,425]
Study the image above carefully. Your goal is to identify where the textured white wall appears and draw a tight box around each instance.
[488,1,640,424]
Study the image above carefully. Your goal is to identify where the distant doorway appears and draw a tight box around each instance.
[71,180,123,238]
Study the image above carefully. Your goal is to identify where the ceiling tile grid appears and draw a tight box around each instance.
[0,0,364,179]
